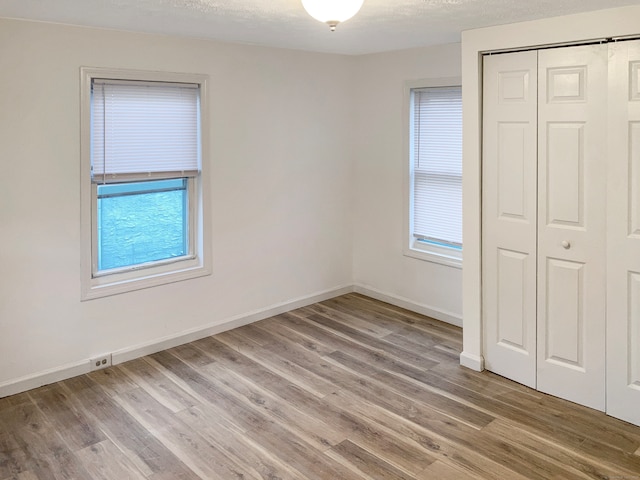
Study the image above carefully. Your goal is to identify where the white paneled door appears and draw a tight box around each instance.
[482,51,538,388]
[483,44,610,414]
[536,45,607,411]
[607,39,640,426]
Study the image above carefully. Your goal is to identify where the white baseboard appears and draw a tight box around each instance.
[460,351,484,371]
[0,284,353,399]
[111,284,353,365]
[0,360,89,399]
[353,284,463,327]
[0,283,469,399]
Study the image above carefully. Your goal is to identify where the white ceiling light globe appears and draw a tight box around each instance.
[301,0,365,31]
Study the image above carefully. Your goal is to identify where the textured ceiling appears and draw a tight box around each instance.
[1,0,638,55]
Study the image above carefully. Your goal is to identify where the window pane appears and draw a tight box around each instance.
[97,178,188,271]
[413,172,462,247]
[412,85,462,249]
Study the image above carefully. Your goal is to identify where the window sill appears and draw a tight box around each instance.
[403,242,462,269]
[81,258,211,300]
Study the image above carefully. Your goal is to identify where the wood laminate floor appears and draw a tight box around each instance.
[1,293,640,479]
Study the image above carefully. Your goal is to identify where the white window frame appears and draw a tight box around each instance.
[403,77,462,269]
[80,67,212,300]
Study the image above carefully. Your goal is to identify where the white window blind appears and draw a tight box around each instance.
[412,86,462,248]
[91,79,200,184]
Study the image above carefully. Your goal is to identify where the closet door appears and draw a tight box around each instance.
[482,51,538,388]
[536,44,608,411]
[607,39,640,426]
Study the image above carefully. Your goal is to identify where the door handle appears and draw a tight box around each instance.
[561,240,571,249]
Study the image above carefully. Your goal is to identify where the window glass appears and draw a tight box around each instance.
[96,179,188,271]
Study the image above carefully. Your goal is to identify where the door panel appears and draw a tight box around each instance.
[537,44,607,411]
[546,66,586,102]
[545,258,584,369]
[496,249,529,352]
[606,40,640,426]
[545,123,584,226]
[498,123,528,219]
[630,122,640,235]
[629,273,640,388]
[483,51,538,388]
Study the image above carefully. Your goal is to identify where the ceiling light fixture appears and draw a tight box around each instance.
[301,0,364,32]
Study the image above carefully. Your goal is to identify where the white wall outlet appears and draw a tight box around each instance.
[89,354,112,372]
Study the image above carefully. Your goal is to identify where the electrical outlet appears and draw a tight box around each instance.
[90,354,112,372]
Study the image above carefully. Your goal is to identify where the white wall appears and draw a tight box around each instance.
[351,44,463,326]
[0,18,356,394]
[461,5,640,371]
[0,17,464,396]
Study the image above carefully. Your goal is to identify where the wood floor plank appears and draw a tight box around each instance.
[302,387,441,475]
[74,440,148,480]
[176,405,306,480]
[1,294,639,480]
[305,302,396,338]
[0,400,92,480]
[381,331,463,364]
[260,313,440,381]
[351,293,463,335]
[326,294,463,345]
[229,322,357,388]
[242,419,365,480]
[256,316,440,379]
[60,375,200,479]
[0,393,31,413]
[315,297,446,349]
[193,335,441,475]
[250,319,337,356]
[428,360,532,397]
[307,312,435,367]
[321,364,594,480]
[483,419,636,480]
[1,471,40,480]
[114,387,256,480]
[327,439,414,480]
[0,420,30,479]
[496,389,640,454]
[198,362,345,450]
[326,349,495,429]
[117,357,200,413]
[325,386,532,480]
[149,349,271,434]
[86,365,139,397]
[28,384,105,451]
[416,460,484,480]
[190,335,362,424]
[214,328,337,397]
[169,342,218,369]
[16,472,39,480]
[185,338,351,451]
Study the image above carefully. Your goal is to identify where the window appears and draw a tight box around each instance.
[404,79,462,268]
[81,68,211,299]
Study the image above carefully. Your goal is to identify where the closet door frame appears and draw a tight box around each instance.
[461,6,640,428]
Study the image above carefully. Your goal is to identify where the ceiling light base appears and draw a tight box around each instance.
[327,21,339,32]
